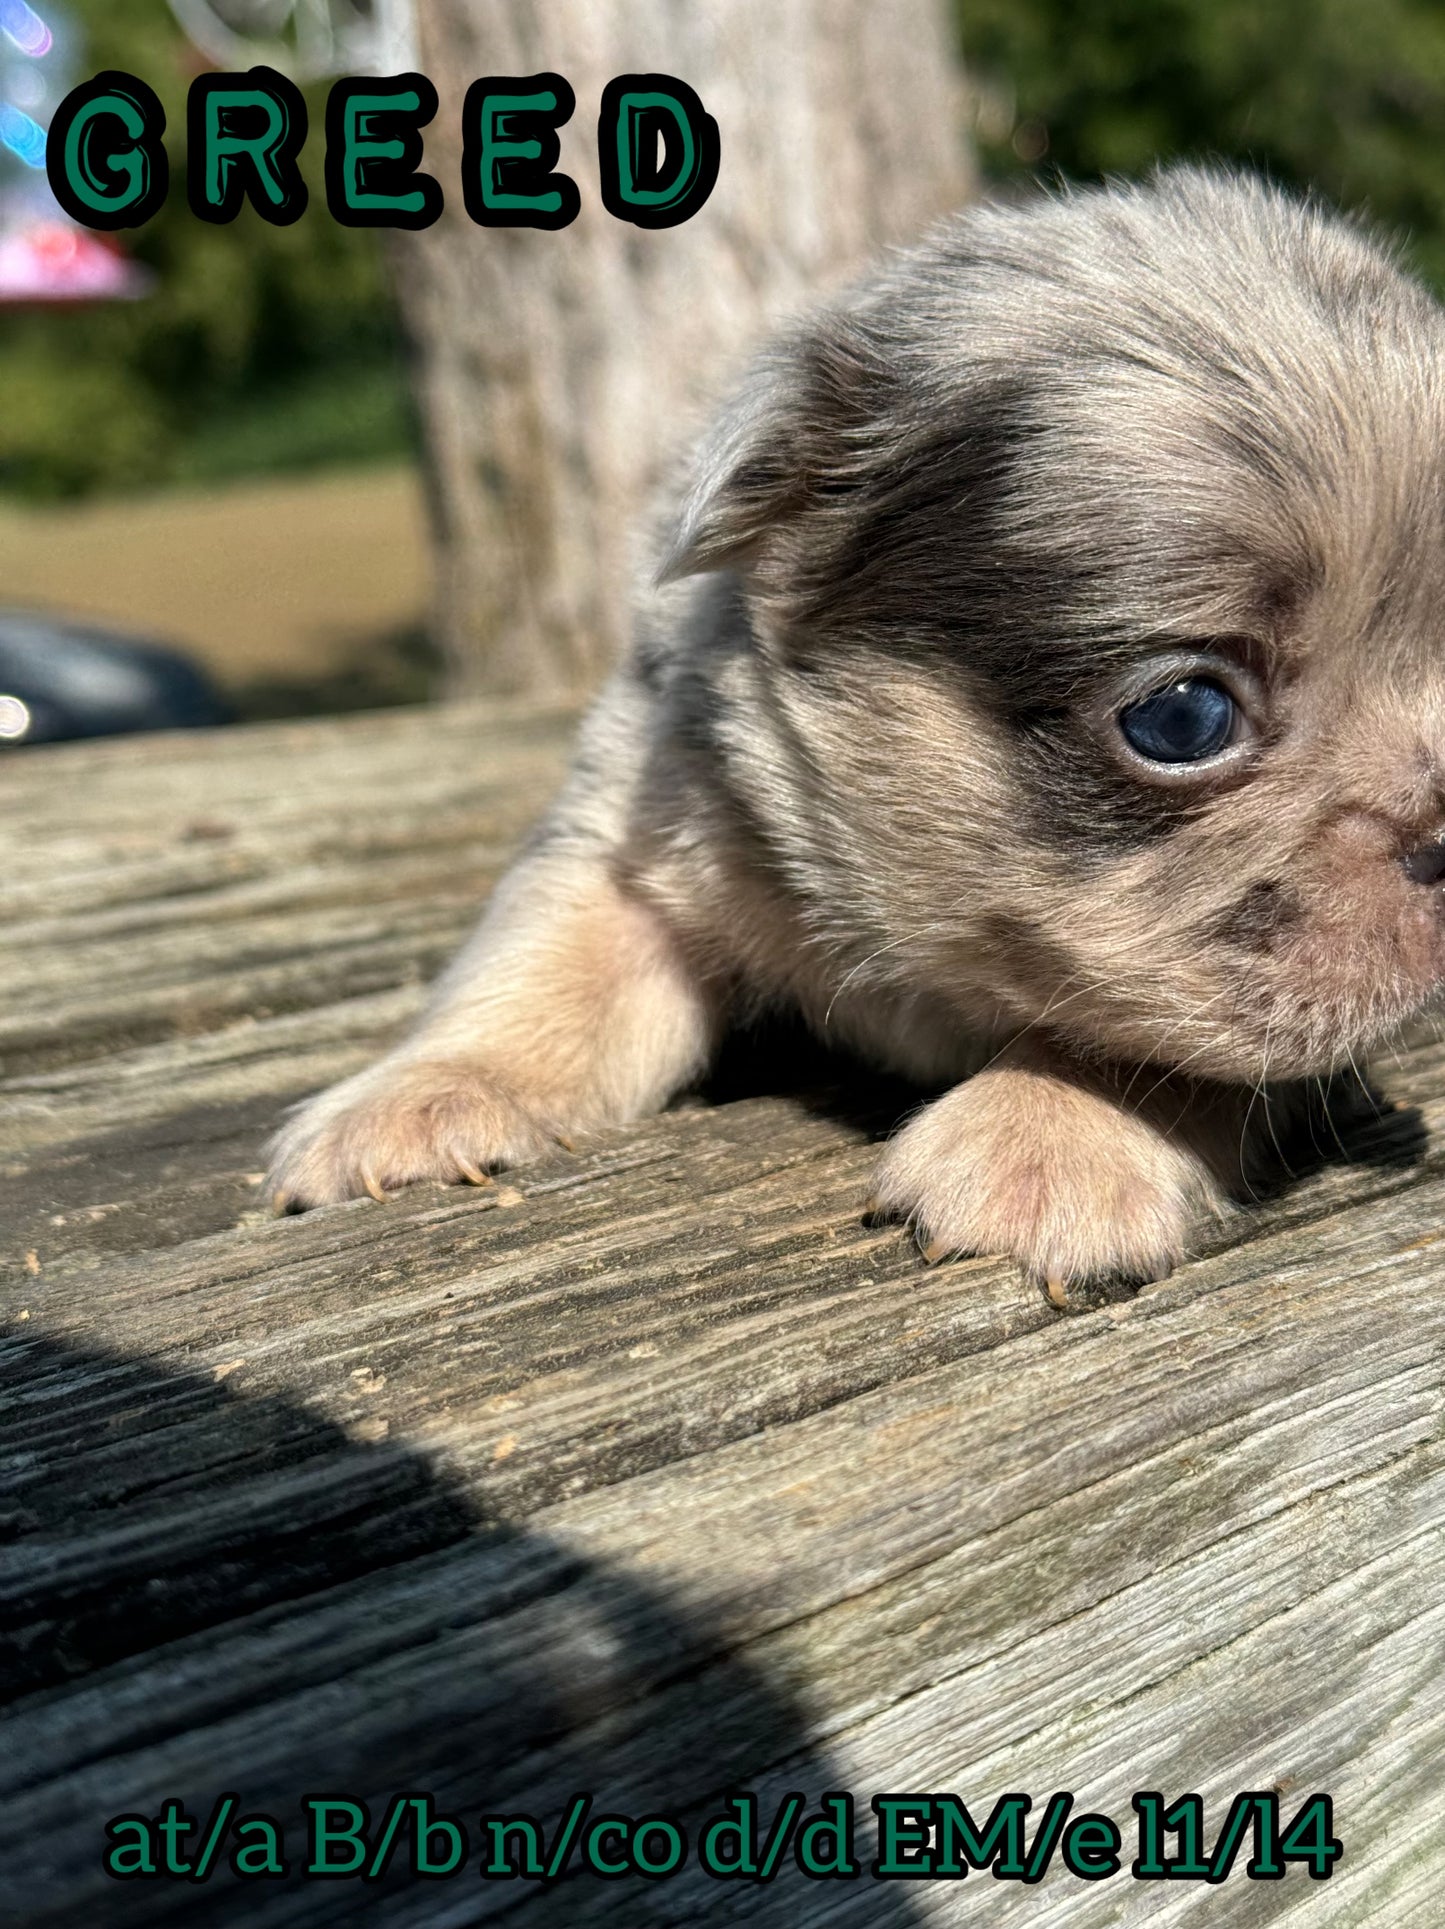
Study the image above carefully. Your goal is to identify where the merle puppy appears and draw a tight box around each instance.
[268,167,1445,1294]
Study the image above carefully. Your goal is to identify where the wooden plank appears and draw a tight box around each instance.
[3,1178,1442,1921]
[2,705,1442,1925]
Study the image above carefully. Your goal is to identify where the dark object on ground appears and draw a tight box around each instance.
[0,610,231,746]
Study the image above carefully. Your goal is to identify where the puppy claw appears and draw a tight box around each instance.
[869,1057,1211,1299]
[553,1133,577,1154]
[265,1057,569,1210]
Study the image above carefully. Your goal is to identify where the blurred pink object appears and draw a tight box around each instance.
[0,216,152,300]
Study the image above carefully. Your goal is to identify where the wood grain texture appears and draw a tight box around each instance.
[1,706,1441,1926]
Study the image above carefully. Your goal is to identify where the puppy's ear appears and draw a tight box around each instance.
[657,312,880,584]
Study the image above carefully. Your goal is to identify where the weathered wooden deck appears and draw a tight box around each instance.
[2,702,1441,1926]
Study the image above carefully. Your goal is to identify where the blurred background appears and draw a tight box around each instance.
[1,0,1443,742]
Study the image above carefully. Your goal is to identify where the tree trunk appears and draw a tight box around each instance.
[395,1,972,699]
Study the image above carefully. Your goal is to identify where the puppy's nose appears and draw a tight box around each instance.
[1402,833,1445,888]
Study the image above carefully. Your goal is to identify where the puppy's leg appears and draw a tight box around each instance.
[267,842,718,1209]
[869,1040,1240,1293]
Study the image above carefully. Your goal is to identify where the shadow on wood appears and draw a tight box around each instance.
[1,1328,927,1926]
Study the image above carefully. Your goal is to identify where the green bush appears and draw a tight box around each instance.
[960,0,1445,288]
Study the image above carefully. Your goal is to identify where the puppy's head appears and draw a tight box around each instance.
[662,166,1445,1083]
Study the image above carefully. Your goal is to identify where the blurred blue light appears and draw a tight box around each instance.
[0,0,52,58]
[0,104,48,168]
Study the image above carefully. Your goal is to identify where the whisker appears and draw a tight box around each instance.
[822,919,951,1028]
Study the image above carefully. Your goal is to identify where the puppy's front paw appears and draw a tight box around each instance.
[870,1055,1222,1296]
[266,1057,561,1210]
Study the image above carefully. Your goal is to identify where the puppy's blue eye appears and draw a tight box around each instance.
[1119,678,1237,763]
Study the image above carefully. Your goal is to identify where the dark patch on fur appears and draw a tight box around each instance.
[665,574,757,759]
[633,629,669,695]
[1209,878,1304,951]
[1251,555,1324,633]
[762,375,1192,858]
[784,375,1106,702]
[1015,724,1202,860]
[749,366,1242,859]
